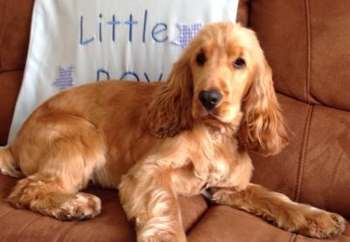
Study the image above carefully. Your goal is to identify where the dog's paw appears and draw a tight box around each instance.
[274,206,346,239]
[137,226,187,242]
[138,233,185,242]
[52,193,102,221]
[210,187,237,204]
[8,177,101,220]
[0,161,22,178]
[295,210,346,239]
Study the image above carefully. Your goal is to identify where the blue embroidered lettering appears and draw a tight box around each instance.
[107,15,121,42]
[152,23,168,43]
[80,16,94,45]
[124,14,138,42]
[120,71,140,81]
[97,69,111,81]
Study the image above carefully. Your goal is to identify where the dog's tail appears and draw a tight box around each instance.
[0,147,21,178]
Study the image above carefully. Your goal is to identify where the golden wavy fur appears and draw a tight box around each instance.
[0,23,345,241]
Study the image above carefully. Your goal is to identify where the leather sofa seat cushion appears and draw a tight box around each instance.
[0,174,208,242]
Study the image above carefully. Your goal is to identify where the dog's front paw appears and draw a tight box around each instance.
[138,232,186,242]
[295,210,346,239]
[53,192,102,221]
[210,187,237,204]
[137,233,182,242]
[275,206,346,239]
[137,226,187,242]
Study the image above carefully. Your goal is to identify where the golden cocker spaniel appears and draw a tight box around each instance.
[0,22,346,241]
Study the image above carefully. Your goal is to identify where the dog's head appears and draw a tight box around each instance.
[147,22,288,156]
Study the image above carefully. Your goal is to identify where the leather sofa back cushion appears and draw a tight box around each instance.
[0,0,33,71]
[0,0,34,145]
[250,0,350,111]
[252,95,350,217]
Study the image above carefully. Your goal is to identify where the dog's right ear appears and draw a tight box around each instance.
[240,54,288,156]
[146,57,193,138]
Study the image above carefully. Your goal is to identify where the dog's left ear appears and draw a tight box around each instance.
[146,57,193,138]
[240,55,288,156]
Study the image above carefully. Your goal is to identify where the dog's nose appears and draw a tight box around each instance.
[199,90,223,111]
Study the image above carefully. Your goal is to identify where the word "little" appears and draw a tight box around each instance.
[80,10,170,45]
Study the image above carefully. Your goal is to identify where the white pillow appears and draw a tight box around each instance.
[8,0,238,143]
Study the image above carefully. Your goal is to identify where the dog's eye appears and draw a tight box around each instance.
[196,52,207,66]
[233,57,246,69]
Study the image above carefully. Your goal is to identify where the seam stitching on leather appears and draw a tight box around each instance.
[15,215,42,241]
[57,221,79,242]
[0,68,24,74]
[294,105,313,202]
[185,202,210,235]
[0,208,14,220]
[278,91,350,114]
[305,0,311,103]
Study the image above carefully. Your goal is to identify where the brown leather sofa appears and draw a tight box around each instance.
[1,0,350,241]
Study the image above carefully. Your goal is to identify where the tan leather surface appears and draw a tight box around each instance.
[0,0,33,146]
[298,105,350,215]
[0,0,33,71]
[250,0,350,111]
[308,1,350,111]
[0,71,23,145]
[253,95,350,216]
[251,94,309,201]
[249,0,310,103]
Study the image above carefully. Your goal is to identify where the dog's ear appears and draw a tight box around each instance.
[146,57,193,138]
[240,56,288,156]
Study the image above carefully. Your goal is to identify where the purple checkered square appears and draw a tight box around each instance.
[53,65,75,90]
[173,23,202,48]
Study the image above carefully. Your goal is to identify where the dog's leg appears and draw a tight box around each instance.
[211,184,346,239]
[8,173,101,220]
[119,162,186,242]
[7,116,106,220]
[0,147,22,177]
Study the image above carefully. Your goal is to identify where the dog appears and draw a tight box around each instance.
[0,22,346,241]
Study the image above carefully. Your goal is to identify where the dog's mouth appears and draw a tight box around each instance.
[203,108,227,121]
[196,109,218,120]
[198,112,228,129]
[206,112,223,122]
[195,105,243,133]
[193,101,235,127]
